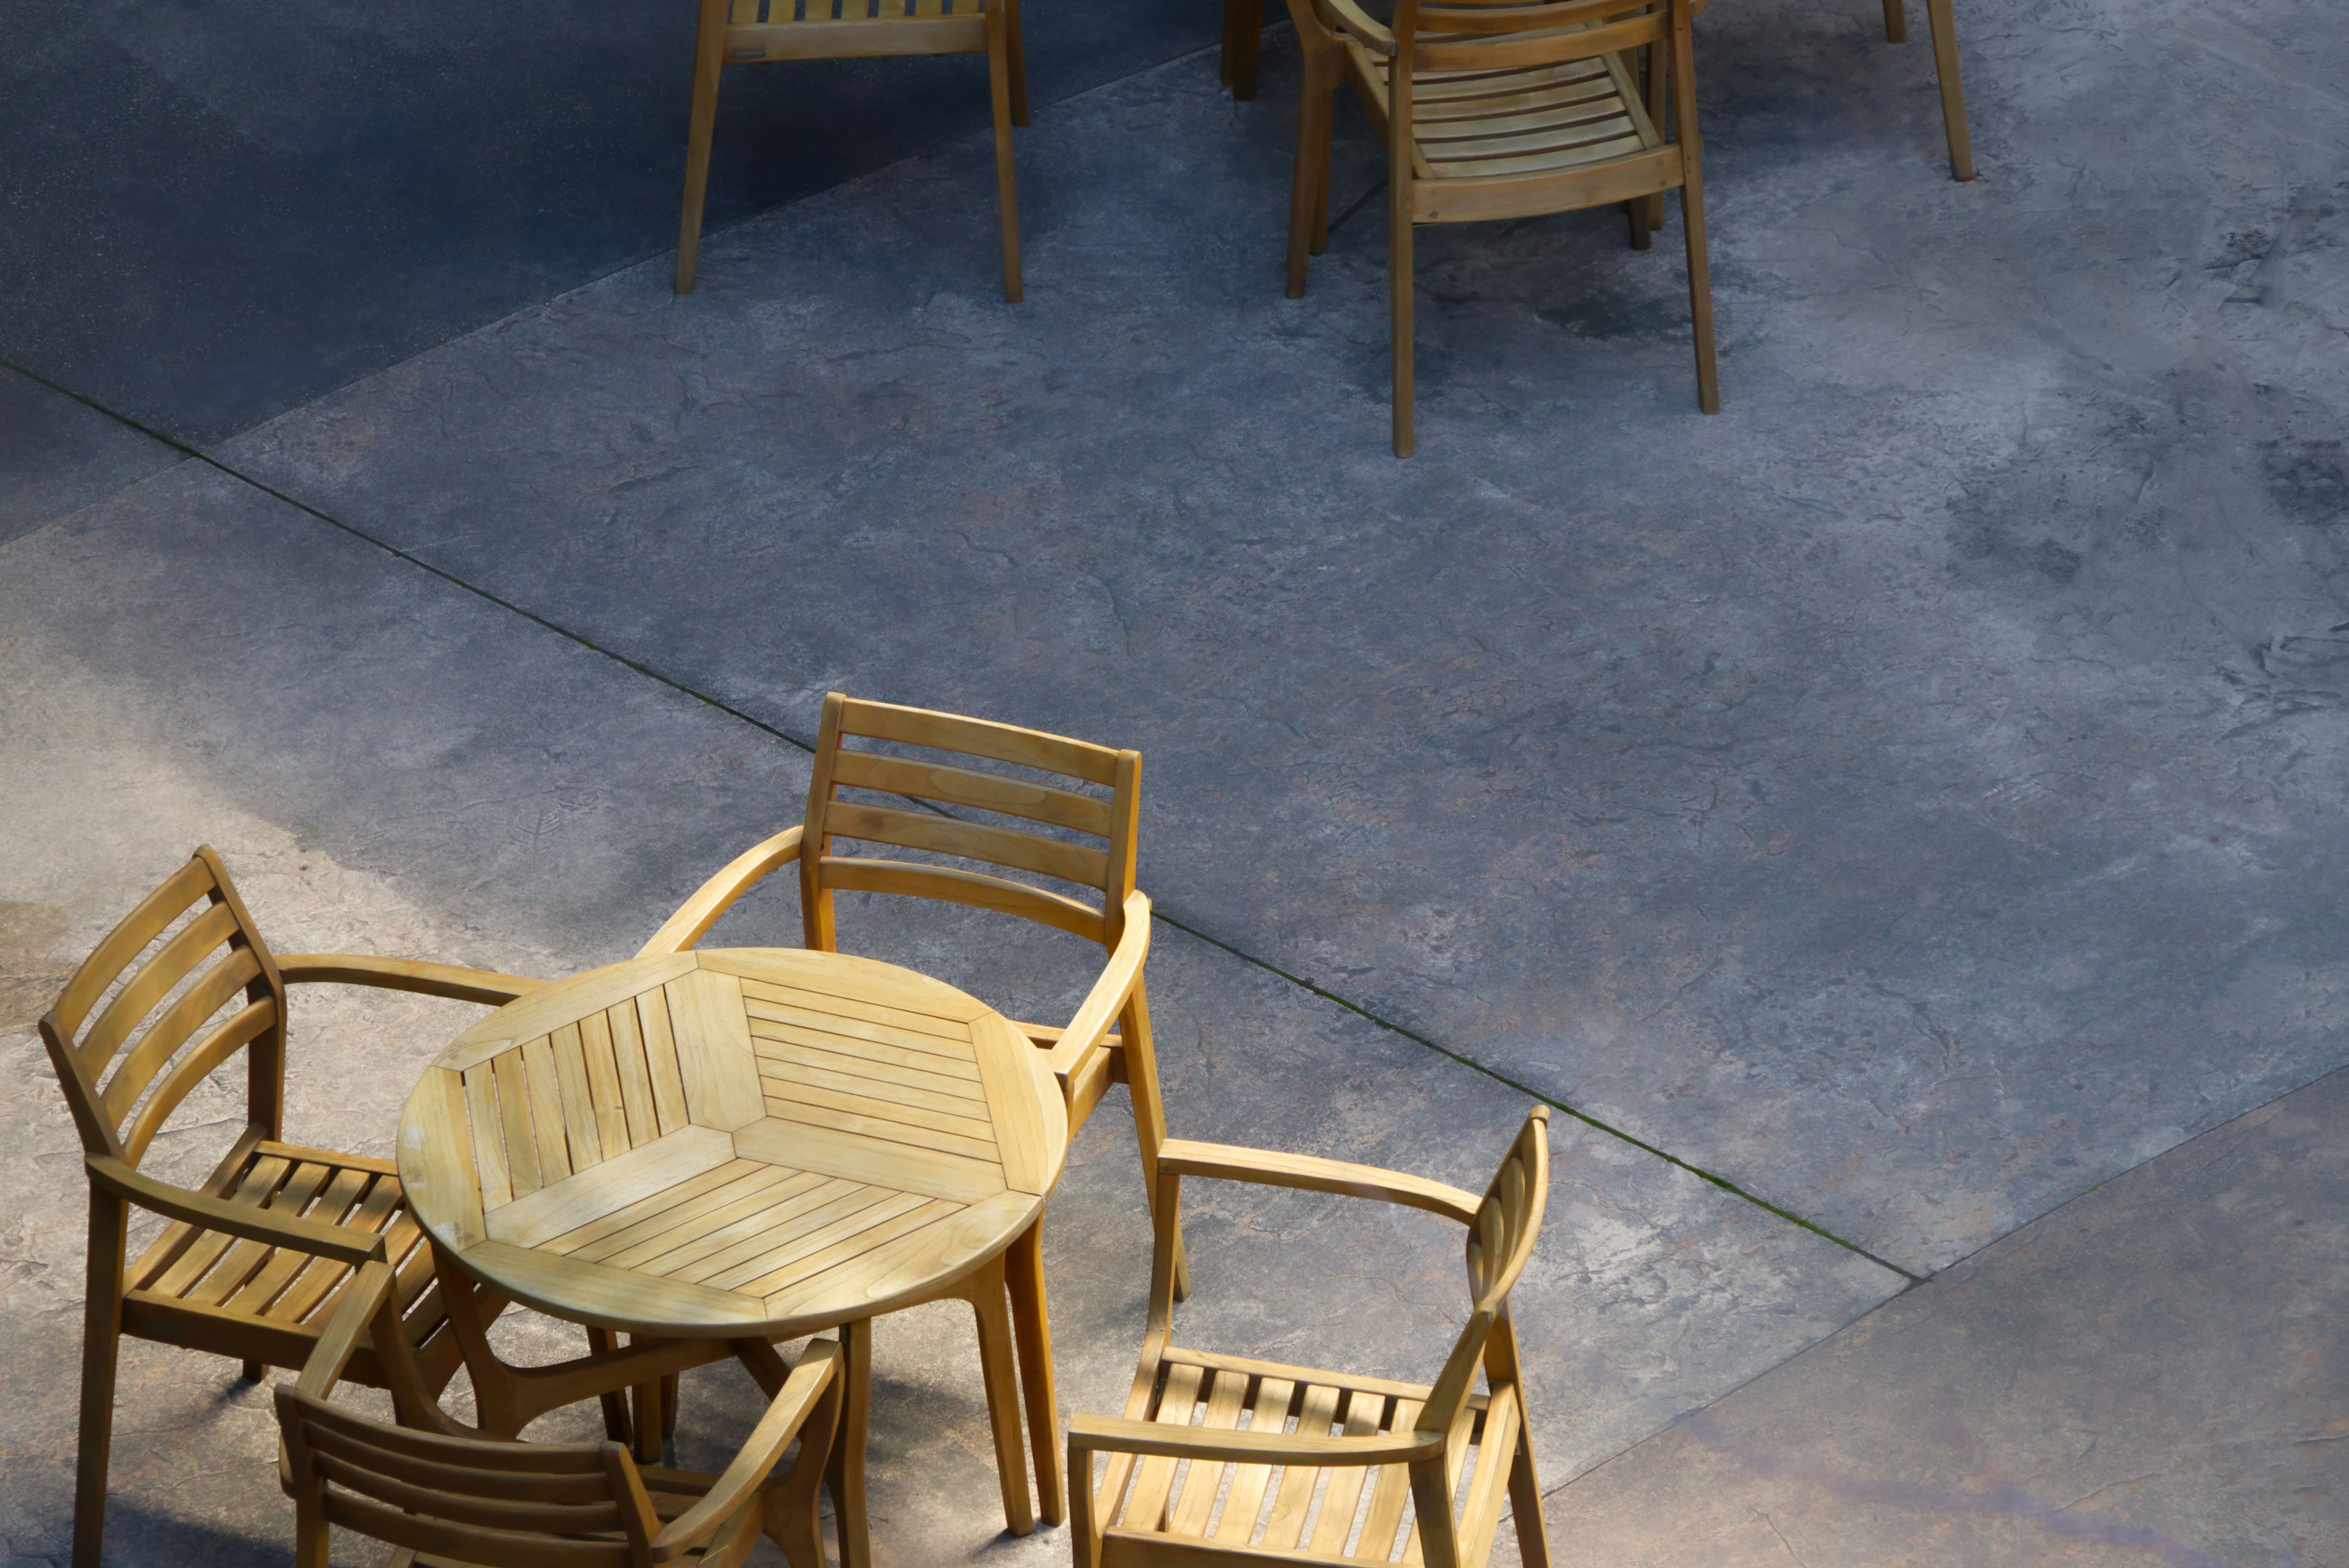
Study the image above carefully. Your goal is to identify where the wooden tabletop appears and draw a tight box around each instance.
[397,947,1068,1339]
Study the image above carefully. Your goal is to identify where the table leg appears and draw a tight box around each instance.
[586,1328,633,1443]
[972,1255,1037,1536]
[632,1360,667,1466]
[1006,1219,1063,1525]
[825,1317,874,1568]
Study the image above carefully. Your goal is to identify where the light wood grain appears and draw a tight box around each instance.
[734,1117,1008,1203]
[445,954,698,1071]
[1067,1110,1554,1568]
[664,970,766,1132]
[484,1126,737,1250]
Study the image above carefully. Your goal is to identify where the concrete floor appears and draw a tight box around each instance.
[2,0,2344,1561]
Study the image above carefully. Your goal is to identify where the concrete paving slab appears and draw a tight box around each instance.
[1540,1063,2349,1568]
[217,0,2349,1275]
[0,368,182,544]
[0,0,1218,444]
[0,465,1894,1561]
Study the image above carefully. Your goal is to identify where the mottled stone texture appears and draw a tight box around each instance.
[0,0,1214,445]
[0,470,1888,1562]
[0,368,180,543]
[1544,1063,2349,1568]
[221,0,2349,1276]
[2,0,2343,1559]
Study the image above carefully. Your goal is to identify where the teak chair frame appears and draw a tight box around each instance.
[1069,1107,1552,1568]
[276,1258,844,1568]
[636,692,1181,1529]
[1286,0,1718,455]
[39,846,546,1568]
[675,0,1030,300]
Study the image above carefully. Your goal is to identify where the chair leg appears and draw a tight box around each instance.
[675,0,728,294]
[1643,44,1668,231]
[587,1328,634,1443]
[1006,1219,1064,1525]
[1286,39,1334,297]
[986,8,1023,302]
[1226,0,1264,100]
[1625,198,1651,250]
[72,1193,125,1568]
[970,1259,1037,1535]
[1882,0,1907,41]
[1390,187,1416,458]
[825,1318,874,1568]
[1003,0,1029,125]
[1680,179,1720,414]
[1923,0,1976,180]
[1118,986,1187,1302]
[1507,1410,1553,1568]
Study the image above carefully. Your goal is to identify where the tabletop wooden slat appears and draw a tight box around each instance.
[400,948,1067,1337]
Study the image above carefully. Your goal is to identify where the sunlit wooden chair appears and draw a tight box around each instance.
[1069,1107,1553,1568]
[674,0,1030,300]
[637,692,1180,1525]
[276,1257,844,1568]
[38,846,545,1568]
[1286,0,1718,455]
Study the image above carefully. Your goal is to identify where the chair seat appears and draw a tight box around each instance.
[121,1139,452,1382]
[723,0,995,58]
[1351,47,1658,183]
[1097,1344,1509,1567]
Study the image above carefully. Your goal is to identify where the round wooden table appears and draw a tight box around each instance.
[397,945,1071,1566]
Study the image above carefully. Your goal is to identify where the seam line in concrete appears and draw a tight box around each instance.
[0,355,1925,1288]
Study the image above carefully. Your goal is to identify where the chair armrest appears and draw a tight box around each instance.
[650,1339,839,1558]
[87,1153,388,1266]
[1323,0,1396,54]
[293,1260,400,1399]
[636,827,805,957]
[275,954,547,1006]
[1067,1413,1441,1467]
[1157,1139,1483,1225]
[1042,890,1150,1079]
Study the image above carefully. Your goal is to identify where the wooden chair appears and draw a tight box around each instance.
[637,692,1182,1525]
[674,0,1031,300]
[1286,0,1718,455]
[39,846,544,1568]
[1068,1107,1553,1568]
[276,1257,844,1567]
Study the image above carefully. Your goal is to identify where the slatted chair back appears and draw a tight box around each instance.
[799,693,1142,959]
[1419,1106,1549,1443]
[280,1260,844,1568]
[276,1256,663,1568]
[279,1391,661,1568]
[39,847,288,1167]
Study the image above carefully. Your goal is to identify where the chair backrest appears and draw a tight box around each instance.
[799,693,1142,955]
[1419,1107,1549,1438]
[39,847,288,1166]
[278,1384,661,1568]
